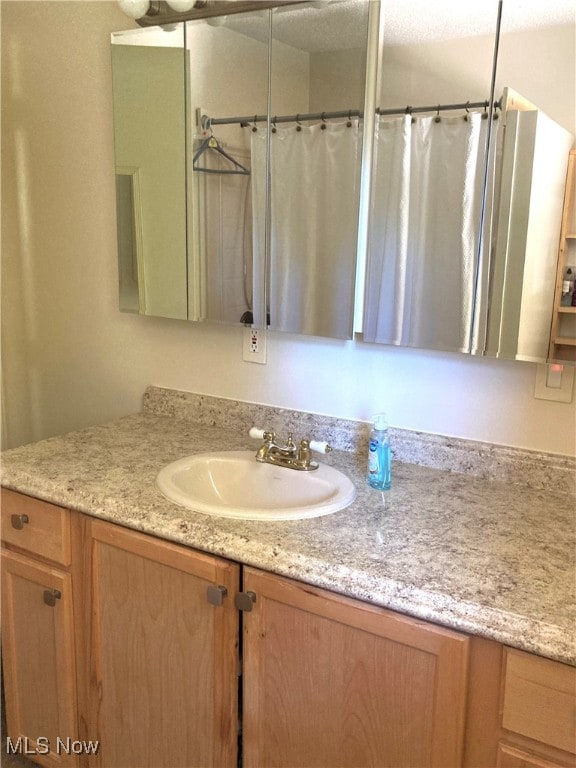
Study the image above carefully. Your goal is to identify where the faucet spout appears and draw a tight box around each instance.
[250,428,331,471]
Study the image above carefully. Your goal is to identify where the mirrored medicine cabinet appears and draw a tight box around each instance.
[112,0,369,340]
[111,0,575,364]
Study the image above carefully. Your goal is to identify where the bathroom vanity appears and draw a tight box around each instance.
[1,388,575,768]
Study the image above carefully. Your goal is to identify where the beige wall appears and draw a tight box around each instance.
[380,25,575,134]
[1,0,575,456]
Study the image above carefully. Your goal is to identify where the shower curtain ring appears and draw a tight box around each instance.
[296,114,302,132]
[252,115,258,132]
[272,116,277,134]
[434,105,441,123]
[321,112,327,130]
[464,101,470,121]
[201,115,214,135]
[347,110,352,127]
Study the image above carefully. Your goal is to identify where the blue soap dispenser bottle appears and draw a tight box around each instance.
[366,413,391,490]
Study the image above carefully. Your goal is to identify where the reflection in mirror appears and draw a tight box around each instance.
[483,95,573,362]
[482,1,575,364]
[362,0,575,363]
[111,25,187,319]
[190,1,369,339]
[362,0,499,354]
[111,0,574,360]
[185,10,270,326]
[263,1,369,338]
[116,168,144,313]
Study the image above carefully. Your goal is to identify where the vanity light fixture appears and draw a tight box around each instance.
[117,0,205,21]
[118,0,308,26]
[118,0,155,19]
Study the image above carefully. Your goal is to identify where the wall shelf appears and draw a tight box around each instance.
[549,149,576,361]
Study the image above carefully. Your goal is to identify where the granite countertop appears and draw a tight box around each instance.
[1,400,575,666]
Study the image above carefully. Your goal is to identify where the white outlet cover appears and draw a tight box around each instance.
[242,326,267,365]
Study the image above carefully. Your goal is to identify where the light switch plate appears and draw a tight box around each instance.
[534,364,574,402]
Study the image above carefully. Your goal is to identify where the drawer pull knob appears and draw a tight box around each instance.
[43,589,62,607]
[11,514,29,530]
[207,585,228,606]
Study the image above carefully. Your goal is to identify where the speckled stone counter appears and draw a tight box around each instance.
[1,386,575,665]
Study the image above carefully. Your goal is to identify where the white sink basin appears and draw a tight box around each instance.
[156,450,355,521]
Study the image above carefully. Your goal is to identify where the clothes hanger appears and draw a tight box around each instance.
[193,123,250,176]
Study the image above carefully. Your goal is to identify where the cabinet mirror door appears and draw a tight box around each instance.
[362,0,575,363]
[264,0,370,339]
[185,10,270,327]
[112,24,188,320]
[362,0,500,355]
[188,1,370,339]
[482,4,574,364]
[112,1,371,341]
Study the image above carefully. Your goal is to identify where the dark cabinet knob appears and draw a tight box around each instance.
[11,514,29,530]
[206,585,228,606]
[235,591,257,612]
[43,589,62,607]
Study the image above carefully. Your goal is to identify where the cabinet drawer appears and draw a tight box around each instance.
[498,742,575,768]
[502,648,576,755]
[1,489,71,566]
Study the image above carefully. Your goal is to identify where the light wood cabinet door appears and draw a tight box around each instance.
[1,549,79,768]
[241,567,470,768]
[88,520,239,768]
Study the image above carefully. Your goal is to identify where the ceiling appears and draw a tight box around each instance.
[224,0,575,52]
[382,0,575,44]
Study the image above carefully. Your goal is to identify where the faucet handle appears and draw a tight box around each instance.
[249,427,276,444]
[309,440,332,454]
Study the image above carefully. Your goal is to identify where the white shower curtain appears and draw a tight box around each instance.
[363,112,491,353]
[251,120,361,338]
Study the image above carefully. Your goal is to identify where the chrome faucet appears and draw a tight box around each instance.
[250,428,332,471]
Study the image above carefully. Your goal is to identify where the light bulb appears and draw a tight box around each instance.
[118,0,151,19]
[166,0,197,11]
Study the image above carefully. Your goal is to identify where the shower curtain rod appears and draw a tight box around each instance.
[203,99,501,128]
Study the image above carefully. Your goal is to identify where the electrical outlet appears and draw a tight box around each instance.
[243,326,267,364]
